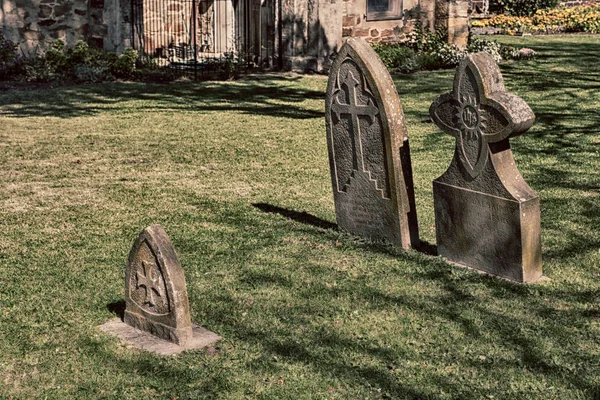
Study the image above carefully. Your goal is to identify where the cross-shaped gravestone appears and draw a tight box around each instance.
[325,38,419,249]
[429,52,542,283]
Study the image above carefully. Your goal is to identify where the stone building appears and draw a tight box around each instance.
[0,0,468,72]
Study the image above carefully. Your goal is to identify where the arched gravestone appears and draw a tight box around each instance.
[429,52,542,283]
[325,38,419,249]
[124,224,193,345]
[100,224,220,355]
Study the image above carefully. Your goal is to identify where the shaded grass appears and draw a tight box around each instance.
[0,36,599,399]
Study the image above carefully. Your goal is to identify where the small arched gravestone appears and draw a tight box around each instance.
[429,52,542,283]
[325,37,419,249]
[100,225,220,355]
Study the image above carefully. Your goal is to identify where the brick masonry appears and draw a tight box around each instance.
[341,0,469,48]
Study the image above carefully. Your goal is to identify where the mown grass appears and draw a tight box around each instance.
[0,34,599,399]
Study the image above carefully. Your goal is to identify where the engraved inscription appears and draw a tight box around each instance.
[345,196,386,231]
[461,105,479,129]
[434,182,524,281]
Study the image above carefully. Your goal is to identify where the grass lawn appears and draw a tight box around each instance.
[0,34,599,399]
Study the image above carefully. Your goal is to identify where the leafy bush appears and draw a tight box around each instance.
[74,62,112,83]
[0,34,18,78]
[21,56,53,82]
[431,43,466,66]
[370,44,419,73]
[44,39,68,75]
[111,49,138,79]
[415,52,446,70]
[133,67,177,83]
[0,37,184,83]
[371,27,535,74]
[497,0,558,16]
[373,23,471,72]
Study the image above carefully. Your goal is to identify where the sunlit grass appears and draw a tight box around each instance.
[0,35,599,399]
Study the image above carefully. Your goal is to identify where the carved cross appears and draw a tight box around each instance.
[429,52,534,179]
[136,260,163,308]
[331,70,379,173]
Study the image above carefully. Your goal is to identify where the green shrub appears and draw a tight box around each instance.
[371,25,537,75]
[372,23,467,73]
[499,44,519,60]
[415,53,445,70]
[74,62,112,83]
[44,39,67,75]
[430,43,466,67]
[371,44,419,73]
[0,34,18,79]
[133,67,177,83]
[111,49,138,79]
[21,56,53,82]
[497,0,559,16]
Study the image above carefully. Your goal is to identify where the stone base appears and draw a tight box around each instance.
[445,259,550,284]
[433,180,542,283]
[124,309,192,346]
[99,318,221,356]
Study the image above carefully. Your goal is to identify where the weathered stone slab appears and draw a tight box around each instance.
[325,37,419,249]
[100,224,220,354]
[429,52,542,283]
[99,318,220,356]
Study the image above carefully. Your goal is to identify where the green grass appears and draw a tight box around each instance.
[0,34,599,399]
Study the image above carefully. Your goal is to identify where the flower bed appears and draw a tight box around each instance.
[472,4,600,34]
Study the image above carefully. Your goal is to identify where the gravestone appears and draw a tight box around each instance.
[429,52,542,283]
[325,37,419,249]
[100,225,220,355]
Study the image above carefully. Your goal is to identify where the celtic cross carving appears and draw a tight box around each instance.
[429,52,535,179]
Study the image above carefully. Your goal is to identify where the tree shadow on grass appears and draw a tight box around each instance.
[252,201,438,258]
[0,76,324,120]
[87,195,600,398]
[252,202,338,231]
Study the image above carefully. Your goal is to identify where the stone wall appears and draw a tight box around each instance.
[280,0,343,72]
[0,0,128,53]
[280,0,470,72]
[342,0,422,42]
[341,0,469,47]
[435,0,469,48]
[1,0,469,69]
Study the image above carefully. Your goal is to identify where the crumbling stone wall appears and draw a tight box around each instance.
[0,0,127,53]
